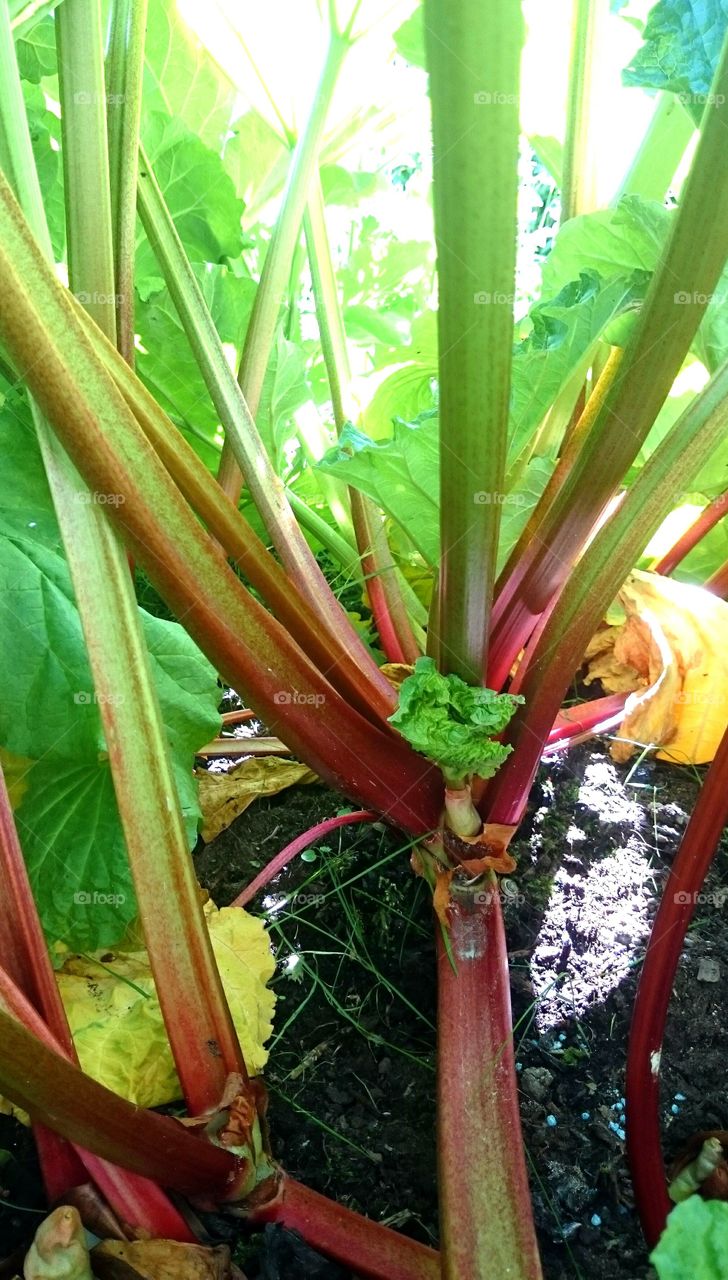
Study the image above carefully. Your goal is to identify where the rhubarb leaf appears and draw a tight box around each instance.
[651,1196,728,1279]
[134,263,257,465]
[389,656,522,781]
[509,269,648,463]
[142,0,236,148]
[318,418,554,570]
[58,901,275,1107]
[623,0,728,124]
[0,530,221,949]
[136,114,245,299]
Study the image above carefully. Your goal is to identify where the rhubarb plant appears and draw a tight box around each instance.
[0,0,727,1277]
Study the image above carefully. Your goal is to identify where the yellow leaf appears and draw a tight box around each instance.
[380,662,414,690]
[196,756,318,841]
[584,570,728,765]
[0,746,34,809]
[56,902,275,1109]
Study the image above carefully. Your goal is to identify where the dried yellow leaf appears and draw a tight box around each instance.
[196,756,318,841]
[584,570,728,764]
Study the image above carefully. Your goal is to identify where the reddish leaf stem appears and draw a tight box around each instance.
[626,726,728,1247]
[253,1176,440,1280]
[653,488,728,574]
[231,811,378,908]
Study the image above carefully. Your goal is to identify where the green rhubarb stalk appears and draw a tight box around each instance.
[304,174,422,663]
[490,32,728,682]
[61,297,396,726]
[135,147,395,705]
[56,0,117,343]
[561,0,609,220]
[0,173,443,836]
[487,356,728,826]
[105,0,148,362]
[216,17,352,498]
[615,91,695,204]
[425,0,523,682]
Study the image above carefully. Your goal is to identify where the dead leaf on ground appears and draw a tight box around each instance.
[584,570,728,764]
[196,756,318,841]
[92,1239,233,1279]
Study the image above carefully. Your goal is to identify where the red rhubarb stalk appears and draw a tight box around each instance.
[254,1176,440,1280]
[0,769,195,1239]
[232,811,377,908]
[437,880,543,1279]
[626,725,728,1247]
[0,972,241,1199]
[653,488,728,574]
[545,693,628,751]
[705,558,728,597]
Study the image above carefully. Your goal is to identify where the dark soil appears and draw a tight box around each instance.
[3,740,727,1278]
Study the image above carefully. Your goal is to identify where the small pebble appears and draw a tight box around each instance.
[675,1092,686,1101]
[581,1111,590,1121]
[516,1062,523,1072]
[670,1104,679,1115]
[698,957,721,983]
[590,1214,602,1228]
[546,1115,558,1127]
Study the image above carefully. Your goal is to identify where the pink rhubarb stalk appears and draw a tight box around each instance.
[0,769,195,1239]
[437,879,543,1279]
[254,1176,439,1280]
[653,488,728,575]
[626,725,728,1247]
[232,811,378,908]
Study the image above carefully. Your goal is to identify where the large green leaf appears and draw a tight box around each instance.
[539,196,671,297]
[508,270,647,462]
[317,417,554,571]
[142,0,236,148]
[536,194,728,375]
[136,115,246,298]
[134,263,257,464]
[651,1196,728,1279]
[624,0,728,124]
[222,108,287,209]
[0,408,221,949]
[0,531,221,949]
[14,12,55,83]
